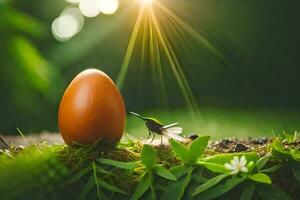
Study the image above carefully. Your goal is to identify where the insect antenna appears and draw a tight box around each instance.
[129,112,146,121]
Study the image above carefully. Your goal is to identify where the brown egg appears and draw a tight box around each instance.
[58,69,126,145]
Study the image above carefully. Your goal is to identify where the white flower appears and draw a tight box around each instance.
[224,156,250,175]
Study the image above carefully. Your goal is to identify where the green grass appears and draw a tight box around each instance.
[0,134,299,200]
[126,106,300,139]
[1,106,300,199]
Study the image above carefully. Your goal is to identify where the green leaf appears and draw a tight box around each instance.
[0,6,45,37]
[291,149,300,161]
[141,145,157,169]
[272,148,293,162]
[161,167,194,200]
[202,152,259,165]
[192,173,229,196]
[239,182,255,200]
[130,173,152,200]
[189,136,210,163]
[97,158,137,170]
[69,165,92,183]
[196,175,246,200]
[8,36,60,96]
[197,161,226,173]
[291,166,300,183]
[169,165,190,179]
[149,174,156,200]
[192,174,208,183]
[259,164,282,173]
[170,139,190,163]
[256,184,292,200]
[271,141,294,162]
[97,179,128,194]
[78,177,95,200]
[154,165,176,181]
[248,173,271,184]
[257,154,270,171]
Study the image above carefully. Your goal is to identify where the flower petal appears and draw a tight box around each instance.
[240,156,247,167]
[224,163,235,171]
[231,156,239,167]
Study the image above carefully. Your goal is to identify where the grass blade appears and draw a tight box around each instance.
[96,165,114,176]
[69,165,92,183]
[93,162,101,200]
[97,179,128,195]
[16,127,29,145]
[97,158,137,170]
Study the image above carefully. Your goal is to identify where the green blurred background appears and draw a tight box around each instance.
[0,0,299,138]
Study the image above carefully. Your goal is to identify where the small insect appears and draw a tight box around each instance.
[129,112,186,144]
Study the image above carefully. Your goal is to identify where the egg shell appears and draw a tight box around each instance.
[58,69,126,145]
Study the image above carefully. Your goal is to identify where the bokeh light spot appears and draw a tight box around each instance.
[79,0,101,17]
[51,7,84,41]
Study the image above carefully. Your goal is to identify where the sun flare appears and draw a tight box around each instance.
[139,0,155,7]
[117,0,230,127]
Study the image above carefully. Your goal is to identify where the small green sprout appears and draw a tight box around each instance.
[130,145,176,200]
[162,136,210,200]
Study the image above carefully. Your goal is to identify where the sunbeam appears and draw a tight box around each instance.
[116,8,144,87]
[116,0,236,127]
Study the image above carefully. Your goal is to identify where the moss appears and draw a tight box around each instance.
[0,138,299,200]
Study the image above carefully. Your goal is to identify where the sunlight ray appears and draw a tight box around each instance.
[116,8,144,88]
[156,2,227,65]
[149,8,203,123]
[153,26,168,106]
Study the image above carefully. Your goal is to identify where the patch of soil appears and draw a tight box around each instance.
[209,137,270,154]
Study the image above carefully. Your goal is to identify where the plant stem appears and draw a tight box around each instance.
[93,162,101,200]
